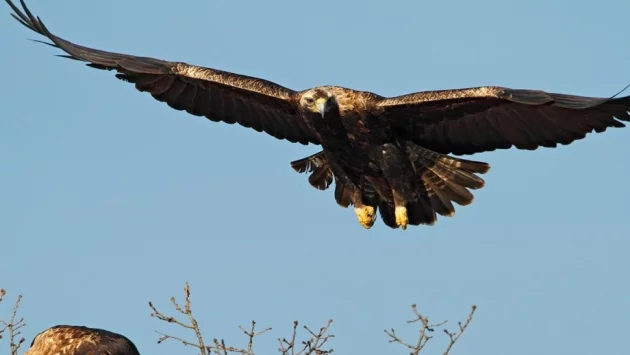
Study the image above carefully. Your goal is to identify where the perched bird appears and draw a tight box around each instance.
[24,325,140,355]
[5,0,630,230]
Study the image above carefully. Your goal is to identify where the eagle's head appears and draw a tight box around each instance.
[24,325,141,355]
[298,88,339,118]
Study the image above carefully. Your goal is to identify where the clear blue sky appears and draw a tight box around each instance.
[1,0,629,354]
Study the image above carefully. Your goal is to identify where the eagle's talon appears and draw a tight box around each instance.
[395,206,408,230]
[354,206,376,229]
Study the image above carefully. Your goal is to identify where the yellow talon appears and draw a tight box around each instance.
[354,206,376,229]
[395,206,408,230]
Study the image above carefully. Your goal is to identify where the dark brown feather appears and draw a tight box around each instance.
[290,152,333,190]
[406,190,438,226]
[334,178,353,207]
[377,200,398,228]
[405,142,485,210]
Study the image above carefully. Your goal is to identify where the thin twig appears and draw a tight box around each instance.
[442,305,476,355]
[278,319,335,355]
[148,282,208,355]
[149,282,274,355]
[211,320,272,355]
[149,283,335,355]
[0,289,26,355]
[385,304,477,355]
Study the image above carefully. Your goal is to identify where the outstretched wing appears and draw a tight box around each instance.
[377,86,630,155]
[6,0,319,145]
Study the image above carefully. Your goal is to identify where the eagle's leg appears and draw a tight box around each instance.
[352,189,376,229]
[376,143,415,230]
[333,172,376,229]
[391,190,409,230]
[353,205,376,229]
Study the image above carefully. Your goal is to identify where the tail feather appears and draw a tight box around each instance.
[443,180,475,206]
[378,200,398,228]
[428,188,456,217]
[406,192,438,226]
[416,150,488,190]
[405,142,490,221]
[444,156,491,174]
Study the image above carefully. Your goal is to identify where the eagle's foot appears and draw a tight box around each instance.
[354,206,376,229]
[395,206,408,230]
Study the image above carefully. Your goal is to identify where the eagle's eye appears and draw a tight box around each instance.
[304,97,315,105]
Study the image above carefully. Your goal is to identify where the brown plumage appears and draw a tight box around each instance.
[24,325,140,355]
[293,143,490,229]
[290,151,333,191]
[6,0,630,230]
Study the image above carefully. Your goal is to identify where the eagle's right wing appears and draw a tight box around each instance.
[6,0,320,145]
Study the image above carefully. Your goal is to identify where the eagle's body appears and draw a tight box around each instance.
[295,87,377,225]
[295,86,495,229]
[6,0,630,230]
[24,325,140,355]
[296,86,386,226]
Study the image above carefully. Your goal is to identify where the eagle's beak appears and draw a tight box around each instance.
[316,97,329,118]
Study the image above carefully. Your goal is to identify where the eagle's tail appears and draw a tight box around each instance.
[404,142,491,226]
[378,199,398,228]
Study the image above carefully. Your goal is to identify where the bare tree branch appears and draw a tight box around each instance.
[277,319,334,355]
[149,282,208,354]
[149,283,334,355]
[210,320,272,355]
[385,304,477,355]
[442,305,476,355]
[3,284,478,355]
[0,289,26,355]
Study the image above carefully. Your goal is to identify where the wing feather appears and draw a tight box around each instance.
[6,0,319,145]
[377,86,630,155]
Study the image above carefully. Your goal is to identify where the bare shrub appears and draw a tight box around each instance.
[149,283,476,355]
[0,289,26,355]
[385,304,476,355]
[2,284,476,355]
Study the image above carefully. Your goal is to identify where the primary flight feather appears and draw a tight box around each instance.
[6,0,630,230]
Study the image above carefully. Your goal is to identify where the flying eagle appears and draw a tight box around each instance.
[24,325,140,355]
[6,0,630,230]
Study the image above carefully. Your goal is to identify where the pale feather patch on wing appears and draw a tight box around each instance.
[173,64,295,100]
[377,86,505,106]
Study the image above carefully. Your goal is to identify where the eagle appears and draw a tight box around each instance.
[6,0,630,230]
[24,325,140,355]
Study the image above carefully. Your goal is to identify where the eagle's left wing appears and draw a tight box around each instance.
[376,86,630,155]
